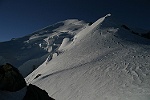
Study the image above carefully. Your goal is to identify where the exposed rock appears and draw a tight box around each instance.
[23,84,54,100]
[0,63,55,100]
[0,63,26,92]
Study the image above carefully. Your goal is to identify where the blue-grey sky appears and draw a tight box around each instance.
[0,0,150,42]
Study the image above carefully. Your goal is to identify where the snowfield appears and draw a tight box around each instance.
[0,19,87,77]
[1,14,150,100]
[25,14,150,100]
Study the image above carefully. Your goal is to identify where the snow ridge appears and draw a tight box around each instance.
[90,13,111,29]
[25,14,150,100]
[0,19,87,77]
[1,14,150,100]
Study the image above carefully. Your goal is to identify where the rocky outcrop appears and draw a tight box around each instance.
[23,84,54,100]
[0,63,55,100]
[0,63,26,92]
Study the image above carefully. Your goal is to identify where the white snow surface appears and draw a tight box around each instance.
[25,14,150,100]
[0,19,87,77]
[1,14,150,100]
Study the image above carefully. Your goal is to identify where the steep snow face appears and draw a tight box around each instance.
[0,19,87,77]
[26,15,150,100]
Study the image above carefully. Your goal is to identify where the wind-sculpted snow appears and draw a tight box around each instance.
[26,14,150,100]
[0,19,87,77]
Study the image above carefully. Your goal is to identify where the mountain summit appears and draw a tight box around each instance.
[1,14,150,100]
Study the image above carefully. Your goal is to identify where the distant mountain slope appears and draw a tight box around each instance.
[26,14,150,100]
[0,19,88,77]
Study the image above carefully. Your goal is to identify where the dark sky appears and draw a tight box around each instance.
[0,0,150,42]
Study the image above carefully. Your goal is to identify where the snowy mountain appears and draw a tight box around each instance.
[0,19,88,77]
[1,14,150,100]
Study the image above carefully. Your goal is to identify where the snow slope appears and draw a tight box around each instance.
[26,14,150,100]
[0,19,87,77]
